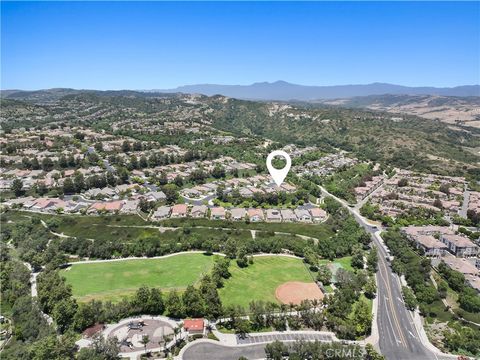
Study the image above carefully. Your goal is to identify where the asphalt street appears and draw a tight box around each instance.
[182,342,268,360]
[181,188,455,360]
[324,188,451,360]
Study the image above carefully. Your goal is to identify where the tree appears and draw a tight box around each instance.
[146,288,164,315]
[63,178,75,194]
[397,178,408,187]
[94,142,103,152]
[140,335,150,354]
[439,183,450,195]
[367,247,378,273]
[36,182,48,196]
[77,333,120,360]
[433,198,443,209]
[74,172,85,192]
[106,171,117,186]
[73,301,98,331]
[132,286,150,314]
[364,277,377,299]
[53,298,78,333]
[11,178,23,196]
[182,285,205,317]
[303,247,318,270]
[199,276,222,319]
[265,340,288,360]
[316,264,332,285]
[351,248,364,269]
[236,246,249,268]
[224,239,237,259]
[121,141,131,153]
[352,297,372,336]
[402,286,418,311]
[116,167,130,184]
[234,319,251,339]
[211,165,226,179]
[174,175,184,187]
[41,157,54,171]
[31,156,40,170]
[365,343,385,360]
[29,332,77,360]
[162,184,178,204]
[165,290,184,318]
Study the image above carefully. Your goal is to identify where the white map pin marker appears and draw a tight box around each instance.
[266,150,291,187]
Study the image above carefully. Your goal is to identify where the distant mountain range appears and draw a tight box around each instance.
[157,81,480,101]
[2,82,479,104]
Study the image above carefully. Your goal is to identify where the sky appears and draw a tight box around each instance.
[1,1,479,90]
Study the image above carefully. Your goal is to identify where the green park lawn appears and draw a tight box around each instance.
[218,256,315,308]
[62,253,218,302]
[319,256,353,271]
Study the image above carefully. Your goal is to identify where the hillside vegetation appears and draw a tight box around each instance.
[1,91,479,178]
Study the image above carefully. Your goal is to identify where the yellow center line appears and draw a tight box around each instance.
[380,259,408,348]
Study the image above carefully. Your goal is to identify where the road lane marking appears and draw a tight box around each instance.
[380,258,408,348]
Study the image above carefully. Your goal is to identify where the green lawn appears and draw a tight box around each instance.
[319,256,353,271]
[218,256,315,308]
[162,217,334,239]
[62,253,218,302]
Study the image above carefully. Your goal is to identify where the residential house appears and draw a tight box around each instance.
[145,191,167,202]
[230,208,246,221]
[191,205,208,218]
[247,208,264,222]
[294,208,312,223]
[280,209,297,222]
[171,204,188,218]
[310,207,327,222]
[441,234,479,257]
[152,206,171,220]
[31,198,66,212]
[413,235,447,257]
[211,207,226,220]
[85,187,116,199]
[121,200,139,214]
[442,257,480,293]
[88,201,123,213]
[266,209,282,222]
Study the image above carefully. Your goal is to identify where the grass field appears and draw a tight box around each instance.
[62,253,218,302]
[218,256,315,308]
[319,256,353,271]
[162,217,334,239]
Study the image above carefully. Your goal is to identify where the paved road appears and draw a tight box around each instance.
[182,332,339,360]
[459,188,470,218]
[319,187,453,360]
[182,342,268,360]
[180,187,456,360]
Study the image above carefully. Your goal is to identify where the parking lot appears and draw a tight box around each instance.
[236,332,334,345]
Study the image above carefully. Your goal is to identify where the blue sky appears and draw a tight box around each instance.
[1,1,479,90]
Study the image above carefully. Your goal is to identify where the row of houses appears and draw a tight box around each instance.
[3,197,140,215]
[152,204,328,223]
[370,170,466,218]
[354,175,385,201]
[439,255,480,293]
[403,226,479,293]
[403,226,479,258]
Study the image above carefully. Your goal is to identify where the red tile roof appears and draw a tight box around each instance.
[184,318,204,331]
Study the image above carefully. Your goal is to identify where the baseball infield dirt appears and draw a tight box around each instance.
[275,281,324,305]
